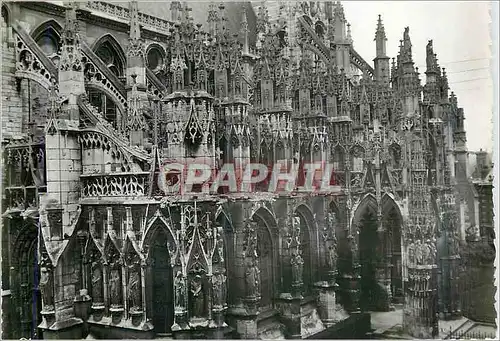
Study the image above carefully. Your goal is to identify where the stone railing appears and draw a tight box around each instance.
[80,173,149,198]
[84,1,174,34]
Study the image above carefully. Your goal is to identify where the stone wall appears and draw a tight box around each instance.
[2,17,26,139]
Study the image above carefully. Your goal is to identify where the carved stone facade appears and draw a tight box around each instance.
[1,1,491,340]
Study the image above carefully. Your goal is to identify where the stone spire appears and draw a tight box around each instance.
[373,15,390,86]
[126,0,146,86]
[374,15,387,58]
[240,6,249,54]
[126,1,147,147]
[333,1,347,43]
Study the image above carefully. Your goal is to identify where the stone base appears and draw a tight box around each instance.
[173,325,234,339]
[301,309,325,338]
[226,305,259,339]
[39,317,83,339]
[88,316,154,339]
[314,281,348,327]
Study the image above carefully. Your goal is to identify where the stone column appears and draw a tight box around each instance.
[345,233,360,313]
[403,265,439,338]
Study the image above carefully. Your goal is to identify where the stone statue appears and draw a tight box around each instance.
[326,243,337,270]
[91,264,103,302]
[190,275,204,318]
[212,273,223,307]
[174,271,186,309]
[245,259,259,298]
[109,269,121,306]
[408,242,415,265]
[291,252,304,284]
[220,270,227,307]
[39,267,54,310]
[414,240,423,265]
[426,40,433,69]
[349,235,359,263]
[327,212,336,232]
[128,268,141,309]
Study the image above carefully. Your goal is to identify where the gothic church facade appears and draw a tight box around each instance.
[1,1,483,339]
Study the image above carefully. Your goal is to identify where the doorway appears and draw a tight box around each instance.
[150,229,174,335]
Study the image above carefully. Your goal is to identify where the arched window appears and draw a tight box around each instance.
[93,35,126,78]
[2,5,9,27]
[32,21,61,67]
[146,45,166,74]
[333,145,345,171]
[96,42,124,77]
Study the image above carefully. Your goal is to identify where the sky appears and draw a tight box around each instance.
[341,1,494,152]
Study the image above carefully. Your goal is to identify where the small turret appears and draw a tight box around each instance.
[374,15,387,57]
[373,15,390,85]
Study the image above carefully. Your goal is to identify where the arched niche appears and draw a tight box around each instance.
[11,220,41,339]
[142,213,176,334]
[295,204,319,294]
[84,237,104,309]
[381,194,404,302]
[251,208,279,311]
[31,20,62,67]
[351,194,379,310]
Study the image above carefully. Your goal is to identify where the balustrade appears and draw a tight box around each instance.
[81,173,149,197]
[84,1,174,34]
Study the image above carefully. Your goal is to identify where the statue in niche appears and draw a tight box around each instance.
[91,264,103,302]
[349,234,359,264]
[414,240,423,265]
[212,272,226,308]
[109,268,121,306]
[326,243,337,271]
[327,212,337,231]
[39,267,54,310]
[245,258,260,298]
[408,242,415,265]
[127,267,141,309]
[174,271,186,309]
[190,274,205,318]
[291,252,304,284]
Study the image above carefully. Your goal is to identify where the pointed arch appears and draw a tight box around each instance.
[2,4,11,26]
[31,19,62,41]
[350,193,379,254]
[294,203,320,292]
[141,210,177,250]
[9,219,41,339]
[251,207,279,310]
[143,210,175,334]
[380,193,405,302]
[31,19,62,66]
[92,34,126,77]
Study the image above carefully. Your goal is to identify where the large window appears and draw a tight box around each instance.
[33,22,61,67]
[95,41,124,78]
